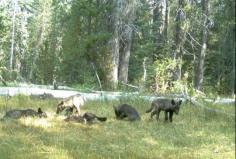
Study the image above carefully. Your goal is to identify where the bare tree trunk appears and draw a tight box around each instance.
[110,25,119,88]
[164,0,168,42]
[118,0,137,84]
[141,57,147,90]
[152,0,167,60]
[173,0,184,80]
[106,0,138,87]
[106,0,121,89]
[194,0,209,90]
[9,0,17,71]
[118,29,133,83]
[148,0,154,37]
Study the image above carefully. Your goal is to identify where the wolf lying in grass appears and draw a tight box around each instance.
[146,99,182,122]
[56,94,85,115]
[64,112,107,124]
[2,108,47,120]
[114,104,141,121]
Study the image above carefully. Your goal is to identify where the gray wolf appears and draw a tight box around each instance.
[146,99,182,122]
[2,108,47,119]
[56,94,85,115]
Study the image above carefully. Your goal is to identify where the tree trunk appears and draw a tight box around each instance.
[109,29,119,89]
[148,0,154,36]
[194,0,209,90]
[106,0,120,89]
[9,0,17,71]
[153,0,167,60]
[141,57,147,90]
[118,0,137,84]
[164,0,168,42]
[118,29,133,84]
[173,0,184,80]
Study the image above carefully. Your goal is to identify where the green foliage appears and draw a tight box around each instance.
[55,0,112,85]
[203,0,235,95]
[146,58,177,94]
[0,0,234,95]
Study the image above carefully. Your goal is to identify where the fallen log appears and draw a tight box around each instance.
[182,94,235,117]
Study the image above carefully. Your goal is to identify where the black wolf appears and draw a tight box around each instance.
[113,104,141,121]
[64,112,107,124]
[56,94,85,115]
[146,99,182,122]
[2,108,47,119]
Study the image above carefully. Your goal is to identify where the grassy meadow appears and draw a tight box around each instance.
[0,95,235,159]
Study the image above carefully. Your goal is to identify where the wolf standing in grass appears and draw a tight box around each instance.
[56,94,85,115]
[146,99,182,122]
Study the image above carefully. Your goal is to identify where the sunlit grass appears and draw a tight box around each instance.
[0,95,235,159]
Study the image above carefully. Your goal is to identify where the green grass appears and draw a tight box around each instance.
[0,95,235,159]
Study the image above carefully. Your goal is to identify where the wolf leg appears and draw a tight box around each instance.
[73,97,83,115]
[77,108,81,115]
[150,111,155,119]
[169,111,173,122]
[155,109,161,121]
[164,111,168,121]
[72,104,81,115]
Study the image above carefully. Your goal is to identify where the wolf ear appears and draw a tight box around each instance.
[171,99,175,105]
[38,108,43,113]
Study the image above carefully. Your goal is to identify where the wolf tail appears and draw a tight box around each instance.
[145,103,154,113]
[96,116,107,122]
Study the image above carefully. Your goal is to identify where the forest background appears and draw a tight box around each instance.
[0,0,235,96]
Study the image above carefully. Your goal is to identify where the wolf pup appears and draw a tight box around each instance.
[146,99,182,122]
[56,94,85,115]
[114,104,141,121]
[3,108,47,119]
[64,112,107,124]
